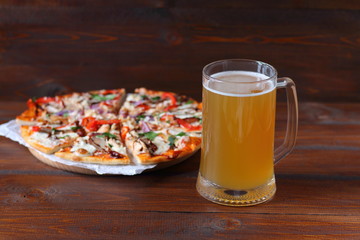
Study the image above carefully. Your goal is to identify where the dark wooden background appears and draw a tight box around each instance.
[0,0,359,102]
[1,1,360,239]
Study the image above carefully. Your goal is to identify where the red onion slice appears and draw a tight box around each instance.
[140,121,151,133]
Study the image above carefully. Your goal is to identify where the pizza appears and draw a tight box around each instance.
[16,88,202,166]
[16,89,125,126]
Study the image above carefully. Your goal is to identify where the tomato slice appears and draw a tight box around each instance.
[136,103,150,111]
[81,117,97,131]
[35,97,57,104]
[27,99,36,109]
[100,102,114,108]
[177,118,202,131]
[121,126,130,140]
[101,89,117,95]
[162,92,177,106]
[160,114,174,122]
[164,104,177,111]
[81,117,121,131]
[31,126,41,132]
[96,119,121,125]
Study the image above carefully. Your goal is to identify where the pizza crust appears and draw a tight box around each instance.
[16,109,38,126]
[20,126,75,154]
[55,149,131,165]
[28,147,98,175]
[28,147,197,175]
[127,136,201,165]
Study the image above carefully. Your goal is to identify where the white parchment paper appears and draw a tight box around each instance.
[0,120,156,175]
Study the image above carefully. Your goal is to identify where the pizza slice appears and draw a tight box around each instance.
[119,88,202,130]
[16,88,126,126]
[119,88,181,119]
[79,88,126,120]
[20,122,85,154]
[55,120,130,165]
[16,96,64,126]
[121,119,201,165]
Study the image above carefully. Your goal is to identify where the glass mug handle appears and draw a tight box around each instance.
[274,77,299,164]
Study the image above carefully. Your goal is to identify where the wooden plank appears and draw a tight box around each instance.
[0,209,359,239]
[0,172,359,215]
[174,0,360,9]
[1,0,360,9]
[0,7,359,101]
[0,102,359,237]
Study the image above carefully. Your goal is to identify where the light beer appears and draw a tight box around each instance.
[200,71,276,190]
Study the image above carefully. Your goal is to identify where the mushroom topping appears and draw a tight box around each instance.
[140,138,158,155]
[76,148,88,155]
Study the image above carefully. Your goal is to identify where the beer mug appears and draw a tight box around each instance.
[196,59,298,206]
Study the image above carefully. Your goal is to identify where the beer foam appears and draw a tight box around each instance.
[204,71,275,97]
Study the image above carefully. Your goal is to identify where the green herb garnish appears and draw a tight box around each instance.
[135,114,146,123]
[140,95,148,100]
[91,94,117,101]
[139,131,159,141]
[168,135,176,147]
[186,100,194,104]
[108,143,113,148]
[136,115,145,120]
[96,132,117,139]
[71,126,81,131]
[151,96,161,101]
[63,112,69,117]
[58,135,70,139]
[176,132,187,137]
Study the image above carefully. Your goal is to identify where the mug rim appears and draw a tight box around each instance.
[202,59,278,84]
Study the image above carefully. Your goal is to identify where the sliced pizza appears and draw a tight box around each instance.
[20,122,83,154]
[16,88,126,126]
[119,88,202,130]
[55,122,130,165]
[121,122,201,165]
[17,87,202,167]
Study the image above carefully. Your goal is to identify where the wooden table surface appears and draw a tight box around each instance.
[1,1,359,239]
[1,101,359,239]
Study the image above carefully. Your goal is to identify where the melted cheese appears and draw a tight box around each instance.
[127,93,142,102]
[133,140,148,154]
[56,124,77,131]
[175,136,190,150]
[57,132,78,139]
[168,129,183,135]
[70,138,97,157]
[107,138,127,155]
[46,105,62,113]
[152,136,170,155]
[177,103,198,110]
[170,109,202,119]
[30,132,58,147]
[187,131,202,138]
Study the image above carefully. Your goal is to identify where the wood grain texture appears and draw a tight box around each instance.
[0,101,360,238]
[0,172,359,215]
[0,1,359,102]
[1,1,360,236]
[1,210,359,240]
